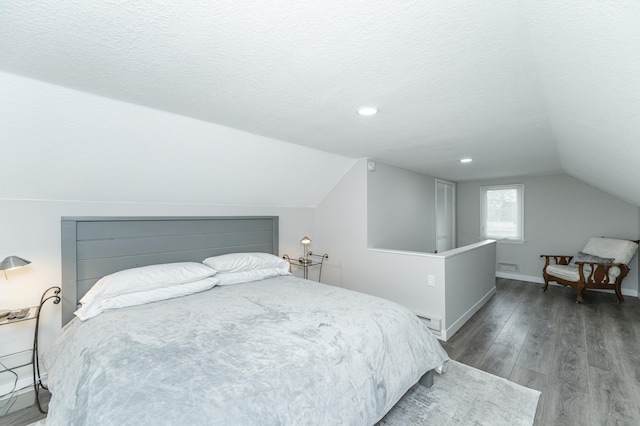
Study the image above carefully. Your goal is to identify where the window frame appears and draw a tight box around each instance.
[479,184,524,243]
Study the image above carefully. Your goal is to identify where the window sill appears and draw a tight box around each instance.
[480,238,525,244]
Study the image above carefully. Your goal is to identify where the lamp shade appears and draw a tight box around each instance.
[300,236,312,246]
[0,256,31,271]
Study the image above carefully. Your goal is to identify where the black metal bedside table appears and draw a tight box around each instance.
[283,252,328,281]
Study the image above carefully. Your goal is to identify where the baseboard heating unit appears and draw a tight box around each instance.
[498,262,519,272]
[416,313,442,334]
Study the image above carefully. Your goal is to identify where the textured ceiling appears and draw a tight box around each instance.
[1,1,639,205]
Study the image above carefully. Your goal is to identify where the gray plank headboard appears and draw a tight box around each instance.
[61,216,279,326]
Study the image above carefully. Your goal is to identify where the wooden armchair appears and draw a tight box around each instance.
[541,237,639,303]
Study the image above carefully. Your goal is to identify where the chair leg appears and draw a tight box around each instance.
[615,284,625,303]
[542,273,549,292]
[576,284,584,303]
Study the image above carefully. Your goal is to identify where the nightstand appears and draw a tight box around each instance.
[0,286,60,416]
[283,252,328,281]
[0,306,39,417]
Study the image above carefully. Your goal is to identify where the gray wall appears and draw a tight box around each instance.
[367,161,436,252]
[316,160,495,341]
[457,174,639,294]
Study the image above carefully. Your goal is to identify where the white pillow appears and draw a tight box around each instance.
[216,266,290,286]
[203,252,288,273]
[79,262,217,307]
[75,277,219,321]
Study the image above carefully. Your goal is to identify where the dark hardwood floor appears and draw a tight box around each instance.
[4,278,640,425]
[441,278,640,426]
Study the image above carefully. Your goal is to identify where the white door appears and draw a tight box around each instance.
[436,180,456,252]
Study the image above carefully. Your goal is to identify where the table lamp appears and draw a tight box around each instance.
[0,256,31,318]
[300,236,312,265]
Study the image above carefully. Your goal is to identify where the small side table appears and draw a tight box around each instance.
[0,286,61,416]
[0,306,38,418]
[283,252,328,281]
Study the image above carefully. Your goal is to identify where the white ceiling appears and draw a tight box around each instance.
[1,1,639,205]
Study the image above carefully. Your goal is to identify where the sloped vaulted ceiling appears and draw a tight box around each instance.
[1,1,639,205]
[522,1,640,206]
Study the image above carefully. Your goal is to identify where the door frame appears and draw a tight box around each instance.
[435,178,456,252]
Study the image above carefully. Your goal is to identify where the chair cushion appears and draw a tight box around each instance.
[546,264,621,282]
[582,237,639,265]
[546,264,580,282]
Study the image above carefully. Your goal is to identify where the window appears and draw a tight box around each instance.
[480,184,524,242]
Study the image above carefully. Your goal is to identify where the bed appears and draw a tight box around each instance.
[44,216,449,425]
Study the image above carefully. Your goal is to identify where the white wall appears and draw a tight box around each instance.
[367,161,437,252]
[314,159,370,292]
[314,158,444,331]
[315,159,495,340]
[0,70,354,206]
[444,241,496,335]
[457,174,640,295]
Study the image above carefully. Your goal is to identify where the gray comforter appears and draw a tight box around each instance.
[44,276,449,425]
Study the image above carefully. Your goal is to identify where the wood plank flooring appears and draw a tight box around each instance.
[4,277,640,425]
[441,278,640,426]
[0,389,48,426]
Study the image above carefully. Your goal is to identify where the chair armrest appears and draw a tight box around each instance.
[576,261,628,284]
[540,254,573,267]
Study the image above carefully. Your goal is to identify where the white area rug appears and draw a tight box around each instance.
[378,360,540,425]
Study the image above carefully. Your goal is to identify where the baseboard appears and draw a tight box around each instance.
[442,286,497,341]
[496,271,543,284]
[495,271,639,297]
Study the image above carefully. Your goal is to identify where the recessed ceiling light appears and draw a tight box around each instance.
[460,158,473,163]
[357,107,378,116]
